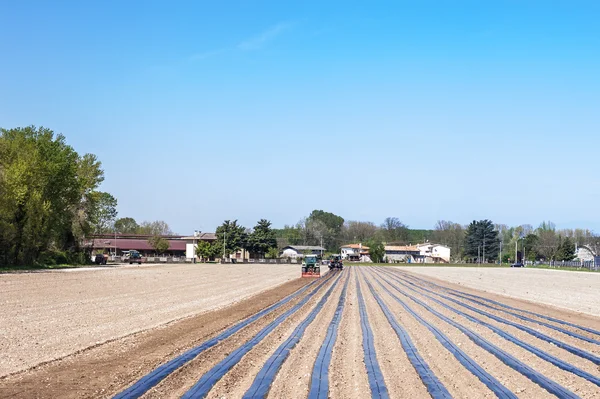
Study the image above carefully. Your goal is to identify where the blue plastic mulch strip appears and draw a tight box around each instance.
[399,270,600,337]
[114,275,328,399]
[307,270,350,399]
[367,270,516,399]
[371,268,580,399]
[379,269,600,387]
[241,271,345,399]
[355,269,389,399]
[182,272,342,399]
[359,268,452,399]
[390,270,600,365]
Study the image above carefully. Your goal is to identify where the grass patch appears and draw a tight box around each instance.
[0,263,98,273]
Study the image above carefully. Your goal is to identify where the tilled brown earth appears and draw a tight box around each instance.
[1,267,599,398]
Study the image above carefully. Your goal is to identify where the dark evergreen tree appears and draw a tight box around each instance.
[556,236,576,261]
[215,220,247,258]
[247,219,277,258]
[463,220,500,261]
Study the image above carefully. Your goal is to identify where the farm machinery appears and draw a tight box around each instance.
[329,254,343,270]
[301,255,321,277]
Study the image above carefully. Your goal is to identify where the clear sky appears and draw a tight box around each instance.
[1,1,599,234]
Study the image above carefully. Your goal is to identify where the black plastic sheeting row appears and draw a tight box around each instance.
[242,271,346,398]
[307,271,350,399]
[359,269,453,399]
[403,271,600,339]
[355,270,390,399]
[181,272,340,399]
[380,269,600,388]
[371,268,580,399]
[368,271,516,399]
[396,270,600,366]
[113,276,326,399]
[440,277,600,337]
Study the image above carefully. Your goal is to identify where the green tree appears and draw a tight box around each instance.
[366,239,385,263]
[114,217,139,234]
[216,220,247,258]
[306,210,344,251]
[0,126,81,265]
[148,235,170,254]
[556,236,576,261]
[196,240,220,261]
[90,192,118,234]
[464,220,500,261]
[247,219,277,258]
[523,233,539,261]
[266,247,279,259]
[138,220,173,235]
[380,217,410,243]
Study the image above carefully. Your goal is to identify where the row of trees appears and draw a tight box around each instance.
[196,219,278,261]
[0,126,118,266]
[272,210,585,262]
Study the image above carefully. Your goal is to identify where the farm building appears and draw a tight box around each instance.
[340,243,371,261]
[416,243,451,263]
[281,245,326,258]
[88,233,217,258]
[384,245,421,263]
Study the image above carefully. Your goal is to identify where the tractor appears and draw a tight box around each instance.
[301,255,321,277]
[329,254,343,270]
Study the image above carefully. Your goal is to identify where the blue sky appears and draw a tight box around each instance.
[1,1,599,233]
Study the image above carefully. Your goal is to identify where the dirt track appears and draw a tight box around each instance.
[0,263,298,377]
[1,266,599,398]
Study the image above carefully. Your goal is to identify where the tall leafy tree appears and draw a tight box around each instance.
[196,240,221,261]
[464,220,500,261]
[380,217,410,243]
[366,238,385,263]
[247,219,277,258]
[215,220,247,258]
[306,210,344,251]
[114,217,139,234]
[90,192,118,234]
[148,235,170,254]
[555,236,576,261]
[137,220,173,235]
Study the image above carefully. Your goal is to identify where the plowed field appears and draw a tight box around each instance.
[1,266,599,398]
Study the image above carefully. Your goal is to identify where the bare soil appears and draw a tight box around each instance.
[1,266,599,398]
[0,263,298,377]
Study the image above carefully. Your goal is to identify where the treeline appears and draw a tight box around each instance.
[196,219,277,261]
[273,211,590,262]
[0,126,118,266]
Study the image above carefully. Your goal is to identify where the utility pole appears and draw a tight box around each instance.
[499,239,503,265]
[478,246,480,264]
[223,231,226,260]
[483,237,486,264]
[515,240,518,263]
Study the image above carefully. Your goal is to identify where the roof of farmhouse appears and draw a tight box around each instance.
[384,245,420,252]
[341,243,370,249]
[283,245,326,251]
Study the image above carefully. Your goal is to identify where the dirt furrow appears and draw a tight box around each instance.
[364,269,514,398]
[142,274,339,398]
[402,273,600,356]
[328,268,371,398]
[357,269,432,398]
[385,269,600,385]
[0,278,311,399]
[263,272,349,399]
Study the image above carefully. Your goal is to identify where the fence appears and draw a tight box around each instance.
[525,259,599,271]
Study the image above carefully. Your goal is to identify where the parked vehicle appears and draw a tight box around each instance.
[511,262,525,268]
[94,253,108,265]
[128,250,143,265]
